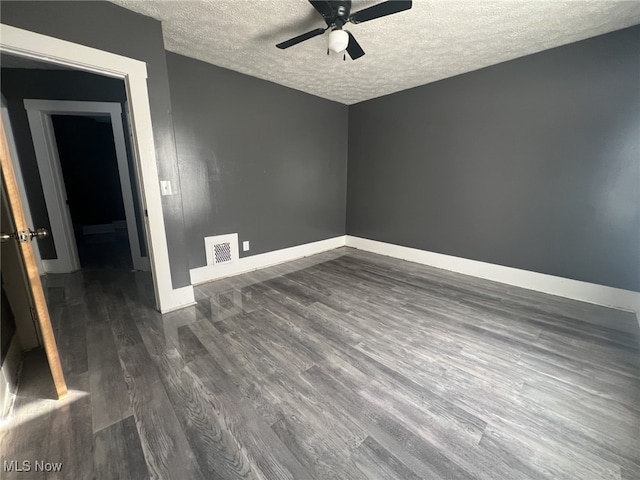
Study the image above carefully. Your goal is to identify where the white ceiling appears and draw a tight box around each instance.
[111,0,640,105]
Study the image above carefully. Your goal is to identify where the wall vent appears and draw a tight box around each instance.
[205,233,239,266]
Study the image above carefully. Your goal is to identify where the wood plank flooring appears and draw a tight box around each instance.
[1,247,639,479]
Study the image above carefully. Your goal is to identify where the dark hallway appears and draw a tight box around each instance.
[52,114,131,271]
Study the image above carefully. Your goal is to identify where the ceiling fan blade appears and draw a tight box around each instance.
[349,0,412,24]
[346,31,365,60]
[276,28,326,49]
[308,0,335,24]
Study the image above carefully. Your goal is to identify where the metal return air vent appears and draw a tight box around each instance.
[205,233,239,266]
[214,242,232,264]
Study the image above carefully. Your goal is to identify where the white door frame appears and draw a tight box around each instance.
[0,24,195,313]
[24,99,150,272]
[123,99,149,256]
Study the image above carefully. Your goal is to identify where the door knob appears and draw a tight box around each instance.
[0,228,49,243]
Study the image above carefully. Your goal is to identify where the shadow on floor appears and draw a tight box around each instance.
[74,227,133,271]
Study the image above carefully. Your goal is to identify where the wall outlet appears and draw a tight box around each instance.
[160,180,173,196]
[242,240,250,252]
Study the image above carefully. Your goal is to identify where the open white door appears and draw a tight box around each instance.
[1,96,45,275]
[123,99,150,264]
[24,106,81,273]
[0,116,67,399]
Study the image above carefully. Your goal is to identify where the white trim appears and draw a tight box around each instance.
[159,286,197,313]
[122,100,149,257]
[23,100,149,272]
[190,236,346,285]
[0,25,147,79]
[345,236,640,314]
[204,233,239,266]
[1,99,44,274]
[0,24,194,312]
[25,107,81,273]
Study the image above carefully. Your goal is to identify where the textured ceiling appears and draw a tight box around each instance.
[111,0,640,104]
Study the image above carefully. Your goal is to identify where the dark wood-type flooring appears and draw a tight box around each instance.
[2,247,639,479]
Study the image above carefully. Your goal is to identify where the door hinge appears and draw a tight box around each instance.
[30,306,42,340]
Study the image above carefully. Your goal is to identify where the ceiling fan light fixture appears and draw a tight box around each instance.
[328,29,349,53]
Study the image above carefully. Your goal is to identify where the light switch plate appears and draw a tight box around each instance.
[242,241,250,251]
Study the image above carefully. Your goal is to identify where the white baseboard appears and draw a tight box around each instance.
[158,285,196,314]
[190,236,346,286]
[186,233,640,321]
[345,236,640,315]
[82,223,115,235]
[41,259,79,274]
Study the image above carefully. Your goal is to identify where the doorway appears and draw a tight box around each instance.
[23,100,149,272]
[0,23,196,313]
[53,114,135,269]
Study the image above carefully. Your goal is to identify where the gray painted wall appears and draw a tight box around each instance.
[1,1,191,287]
[347,26,640,292]
[166,53,348,269]
[3,1,637,293]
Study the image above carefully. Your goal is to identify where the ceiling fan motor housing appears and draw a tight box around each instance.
[276,0,413,60]
[327,1,351,27]
[335,2,350,21]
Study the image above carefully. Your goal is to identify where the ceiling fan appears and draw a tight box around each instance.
[276,0,413,60]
